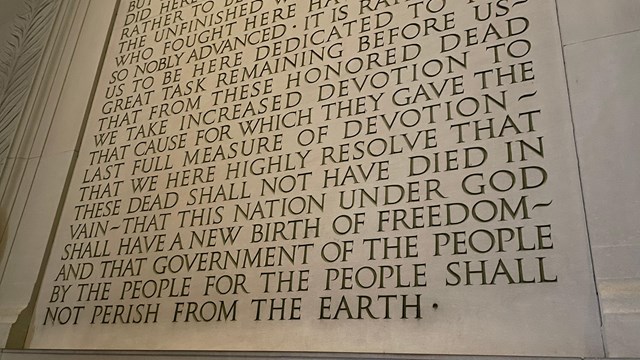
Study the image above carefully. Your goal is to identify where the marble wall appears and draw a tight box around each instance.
[558,0,640,357]
[26,0,603,356]
[0,0,638,358]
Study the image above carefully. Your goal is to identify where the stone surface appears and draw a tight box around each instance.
[0,0,27,49]
[0,0,59,163]
[0,151,74,336]
[0,156,38,265]
[564,27,640,358]
[39,0,116,158]
[0,350,588,360]
[564,30,640,249]
[602,312,640,357]
[0,0,118,349]
[25,0,603,356]
[557,0,640,45]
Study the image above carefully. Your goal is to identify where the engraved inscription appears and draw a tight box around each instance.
[30,0,603,356]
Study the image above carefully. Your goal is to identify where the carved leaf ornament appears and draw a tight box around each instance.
[0,0,55,165]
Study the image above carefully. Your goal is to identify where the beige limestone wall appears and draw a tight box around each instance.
[0,0,638,358]
[26,0,605,356]
[0,0,117,349]
[558,0,640,357]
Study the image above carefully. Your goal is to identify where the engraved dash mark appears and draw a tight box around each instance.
[532,201,553,210]
[518,91,538,102]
